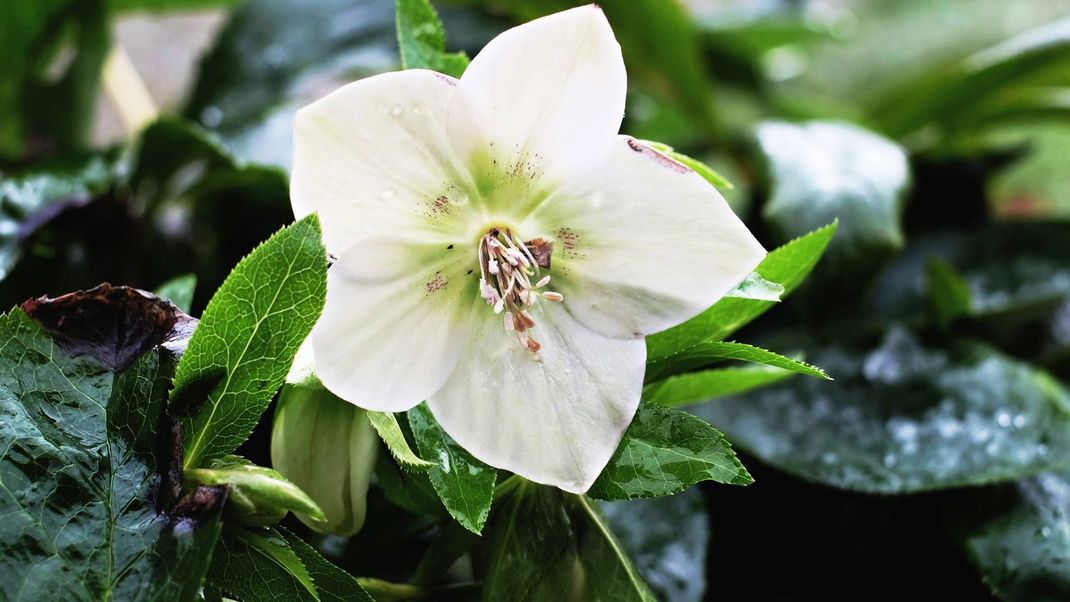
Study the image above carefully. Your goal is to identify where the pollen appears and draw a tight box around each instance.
[477,228,563,352]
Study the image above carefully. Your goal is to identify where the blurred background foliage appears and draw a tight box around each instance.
[3,0,1070,600]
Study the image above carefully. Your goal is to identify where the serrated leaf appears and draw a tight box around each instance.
[483,483,656,601]
[407,403,496,534]
[959,471,1070,602]
[644,365,794,408]
[0,285,223,601]
[367,410,435,470]
[758,121,910,263]
[646,222,837,361]
[175,214,327,469]
[156,274,198,314]
[589,404,751,501]
[724,271,783,301]
[695,327,1070,493]
[374,451,448,519]
[396,0,469,78]
[602,488,709,602]
[646,340,830,383]
[208,526,318,601]
[278,527,375,602]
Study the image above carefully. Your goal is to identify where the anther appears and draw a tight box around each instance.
[542,291,564,303]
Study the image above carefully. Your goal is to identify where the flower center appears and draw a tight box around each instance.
[477,228,563,353]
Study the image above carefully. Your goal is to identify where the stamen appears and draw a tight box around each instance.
[476,228,562,353]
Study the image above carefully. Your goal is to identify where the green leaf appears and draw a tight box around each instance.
[156,274,197,314]
[279,527,375,602]
[396,0,469,78]
[757,121,910,263]
[646,222,837,361]
[959,471,1070,602]
[868,17,1070,138]
[411,521,480,585]
[589,404,751,501]
[175,214,327,469]
[407,403,496,534]
[483,482,656,601]
[374,451,448,519]
[695,327,1070,493]
[646,340,830,383]
[927,258,972,326]
[724,271,784,301]
[0,285,224,600]
[208,526,318,601]
[183,0,396,168]
[0,151,125,281]
[644,365,794,408]
[367,410,435,470]
[602,488,709,602]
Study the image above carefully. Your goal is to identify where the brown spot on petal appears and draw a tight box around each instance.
[426,272,447,294]
[626,138,690,173]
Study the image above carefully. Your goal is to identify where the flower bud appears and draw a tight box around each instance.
[184,456,326,527]
[271,382,378,536]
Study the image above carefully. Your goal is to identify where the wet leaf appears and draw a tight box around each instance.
[590,404,751,501]
[696,328,1070,493]
[367,410,435,470]
[960,471,1070,602]
[757,121,910,263]
[0,285,223,600]
[208,526,318,601]
[646,340,829,383]
[407,403,496,534]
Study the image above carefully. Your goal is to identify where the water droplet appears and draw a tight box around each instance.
[450,193,469,206]
[381,188,397,199]
[390,104,403,117]
[883,454,897,468]
[1013,414,1027,428]
[1041,526,1053,538]
[997,411,1012,428]
[200,106,224,128]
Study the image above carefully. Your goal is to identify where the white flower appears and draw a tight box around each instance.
[290,6,765,492]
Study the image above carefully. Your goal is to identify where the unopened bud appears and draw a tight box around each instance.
[184,456,325,527]
[271,382,378,537]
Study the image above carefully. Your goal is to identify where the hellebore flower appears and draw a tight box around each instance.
[291,6,765,492]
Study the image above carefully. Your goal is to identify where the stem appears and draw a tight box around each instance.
[356,578,425,600]
[101,43,158,138]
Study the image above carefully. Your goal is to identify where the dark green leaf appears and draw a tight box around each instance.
[174,214,327,469]
[695,328,1070,493]
[647,222,837,361]
[411,521,480,585]
[183,0,396,167]
[207,526,318,601]
[407,403,496,534]
[644,365,794,408]
[396,0,469,77]
[279,527,375,602]
[374,450,449,519]
[646,340,830,383]
[0,151,125,281]
[156,274,197,314]
[602,488,709,602]
[0,285,223,600]
[960,471,1070,602]
[757,121,910,262]
[483,482,656,601]
[590,404,751,501]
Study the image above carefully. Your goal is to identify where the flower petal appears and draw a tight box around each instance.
[449,5,626,190]
[426,304,645,493]
[524,136,767,339]
[312,236,475,411]
[291,69,475,254]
